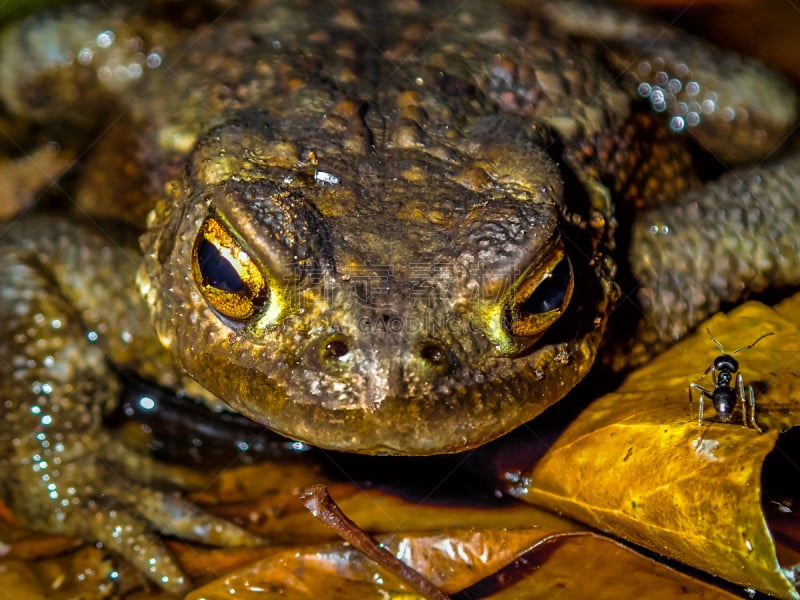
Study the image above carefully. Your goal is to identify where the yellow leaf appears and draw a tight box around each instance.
[508,296,800,598]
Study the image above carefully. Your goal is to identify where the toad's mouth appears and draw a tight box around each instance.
[178,315,603,455]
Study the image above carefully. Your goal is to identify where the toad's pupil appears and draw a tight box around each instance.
[519,257,572,316]
[197,239,245,293]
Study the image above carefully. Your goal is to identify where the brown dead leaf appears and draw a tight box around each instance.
[174,482,582,583]
[168,543,287,583]
[186,528,743,599]
[506,295,800,598]
[0,510,81,559]
[205,482,580,545]
[0,545,119,598]
[194,457,329,504]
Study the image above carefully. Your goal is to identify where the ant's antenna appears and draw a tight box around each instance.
[733,331,774,355]
[705,328,774,355]
[706,328,724,353]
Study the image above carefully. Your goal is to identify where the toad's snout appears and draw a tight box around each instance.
[306,322,456,383]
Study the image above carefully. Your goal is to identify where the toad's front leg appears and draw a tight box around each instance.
[0,219,261,593]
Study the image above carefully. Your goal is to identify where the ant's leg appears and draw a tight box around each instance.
[748,386,762,433]
[689,383,711,426]
[740,375,763,433]
[698,393,704,427]
[737,374,748,428]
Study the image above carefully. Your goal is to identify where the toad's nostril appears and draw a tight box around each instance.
[322,338,350,362]
[419,340,450,370]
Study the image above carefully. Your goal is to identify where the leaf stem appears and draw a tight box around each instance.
[300,483,450,600]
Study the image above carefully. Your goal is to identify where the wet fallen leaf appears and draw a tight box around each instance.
[204,481,579,545]
[190,458,329,505]
[167,544,288,586]
[173,482,582,582]
[186,527,743,599]
[506,296,800,598]
[0,545,120,598]
[0,511,81,560]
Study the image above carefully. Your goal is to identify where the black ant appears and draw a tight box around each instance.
[688,329,773,433]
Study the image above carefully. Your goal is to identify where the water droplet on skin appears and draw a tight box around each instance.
[650,88,667,112]
[96,30,115,48]
[146,52,162,68]
[669,116,685,132]
[722,106,736,121]
[78,47,93,64]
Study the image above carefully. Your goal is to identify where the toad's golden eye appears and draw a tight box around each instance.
[191,216,268,320]
[505,243,573,340]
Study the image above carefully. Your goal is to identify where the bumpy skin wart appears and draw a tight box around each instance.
[0,0,799,592]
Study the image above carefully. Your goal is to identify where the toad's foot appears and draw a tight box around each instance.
[5,428,262,594]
